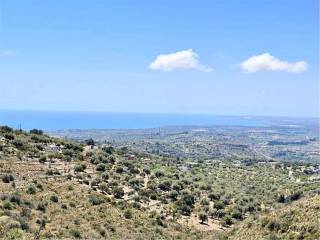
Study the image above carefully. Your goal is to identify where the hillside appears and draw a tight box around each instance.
[0,126,319,239]
[226,195,320,240]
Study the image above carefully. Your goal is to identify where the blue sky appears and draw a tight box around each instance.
[0,0,318,117]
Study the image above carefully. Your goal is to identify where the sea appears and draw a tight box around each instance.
[0,110,317,131]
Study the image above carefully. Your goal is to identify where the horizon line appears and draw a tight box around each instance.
[0,108,319,119]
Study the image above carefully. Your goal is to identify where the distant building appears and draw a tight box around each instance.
[127,154,135,160]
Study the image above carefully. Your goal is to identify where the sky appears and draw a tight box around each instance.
[0,0,319,117]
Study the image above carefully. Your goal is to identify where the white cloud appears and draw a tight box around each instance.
[241,53,307,73]
[149,49,212,72]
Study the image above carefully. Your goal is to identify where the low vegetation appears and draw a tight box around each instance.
[0,126,319,239]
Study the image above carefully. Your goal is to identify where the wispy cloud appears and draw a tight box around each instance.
[1,50,18,57]
[149,49,212,72]
[241,53,307,73]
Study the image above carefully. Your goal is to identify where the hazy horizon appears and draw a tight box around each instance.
[0,108,319,119]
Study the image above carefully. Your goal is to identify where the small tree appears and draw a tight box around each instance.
[30,129,43,135]
[85,138,95,146]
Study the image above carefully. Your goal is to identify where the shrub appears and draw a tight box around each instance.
[26,185,37,194]
[2,174,14,183]
[214,201,225,210]
[158,180,172,191]
[4,133,14,140]
[96,163,106,172]
[216,209,226,218]
[102,146,114,154]
[36,202,46,212]
[1,126,13,132]
[277,194,286,203]
[39,155,47,163]
[9,194,21,205]
[169,190,178,201]
[155,171,164,178]
[199,212,208,224]
[36,219,46,227]
[101,172,109,180]
[200,198,210,206]
[208,192,220,201]
[46,169,54,175]
[182,193,195,206]
[99,182,108,192]
[180,204,192,216]
[50,195,59,203]
[89,194,105,205]
[70,229,81,238]
[36,183,43,191]
[124,209,133,219]
[12,140,25,150]
[113,187,124,199]
[231,210,243,220]
[116,167,124,173]
[18,217,30,230]
[289,191,302,201]
[3,200,12,210]
[223,215,233,225]
[20,207,31,218]
[267,220,281,231]
[74,164,86,172]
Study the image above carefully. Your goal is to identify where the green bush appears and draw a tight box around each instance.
[199,212,208,224]
[289,192,302,202]
[124,209,133,219]
[26,185,37,194]
[89,194,105,205]
[74,164,86,172]
[50,195,59,203]
[70,229,81,238]
[2,174,14,183]
[223,215,233,225]
[96,163,106,172]
[3,200,12,210]
[39,155,47,163]
[9,194,21,205]
[113,187,124,199]
[36,202,46,212]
